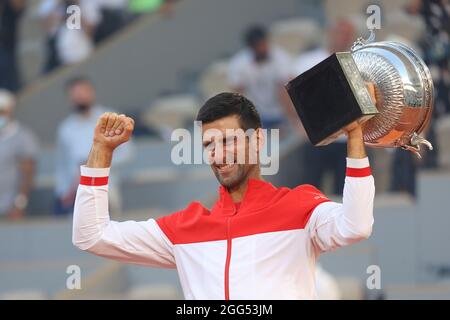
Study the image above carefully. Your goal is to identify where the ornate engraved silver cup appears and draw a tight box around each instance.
[351,35,434,158]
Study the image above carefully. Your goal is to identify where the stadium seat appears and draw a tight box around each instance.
[270,18,323,56]
[142,94,201,134]
[198,60,232,100]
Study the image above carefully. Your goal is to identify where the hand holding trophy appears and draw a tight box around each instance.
[286,31,434,158]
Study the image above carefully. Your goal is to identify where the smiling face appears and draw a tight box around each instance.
[202,115,260,189]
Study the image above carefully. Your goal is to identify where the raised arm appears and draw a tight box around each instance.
[72,112,176,268]
[306,108,376,253]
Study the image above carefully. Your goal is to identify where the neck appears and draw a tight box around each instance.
[227,166,263,203]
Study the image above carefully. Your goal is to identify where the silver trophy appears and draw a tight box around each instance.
[351,32,434,158]
[286,32,434,158]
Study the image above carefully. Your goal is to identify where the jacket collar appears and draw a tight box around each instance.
[215,178,278,216]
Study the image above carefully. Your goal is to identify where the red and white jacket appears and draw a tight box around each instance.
[73,157,375,300]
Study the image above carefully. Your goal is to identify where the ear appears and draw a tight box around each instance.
[248,128,265,155]
[255,128,265,152]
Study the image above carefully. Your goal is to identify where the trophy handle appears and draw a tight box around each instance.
[351,30,376,52]
[401,132,433,159]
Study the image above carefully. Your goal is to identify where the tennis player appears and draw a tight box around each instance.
[73,92,375,299]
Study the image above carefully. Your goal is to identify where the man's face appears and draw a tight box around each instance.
[251,39,270,62]
[202,115,259,189]
[328,20,355,52]
[68,82,96,113]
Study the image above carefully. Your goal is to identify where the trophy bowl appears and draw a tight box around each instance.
[351,40,434,157]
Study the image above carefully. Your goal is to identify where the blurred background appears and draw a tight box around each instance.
[1,0,450,300]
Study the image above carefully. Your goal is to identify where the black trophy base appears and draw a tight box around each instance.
[285,52,378,146]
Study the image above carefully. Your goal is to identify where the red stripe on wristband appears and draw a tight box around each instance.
[80,176,109,186]
[346,167,372,177]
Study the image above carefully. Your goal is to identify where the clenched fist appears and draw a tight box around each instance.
[93,112,135,151]
[87,112,135,168]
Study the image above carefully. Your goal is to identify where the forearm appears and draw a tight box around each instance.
[341,157,375,237]
[73,166,111,250]
[72,112,176,265]
[346,127,367,159]
[87,143,113,168]
[75,112,129,247]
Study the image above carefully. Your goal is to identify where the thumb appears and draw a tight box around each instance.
[121,118,134,140]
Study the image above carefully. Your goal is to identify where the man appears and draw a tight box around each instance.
[0,90,38,220]
[73,92,375,299]
[38,0,99,71]
[228,25,293,129]
[55,76,132,215]
[293,19,358,195]
[92,0,128,44]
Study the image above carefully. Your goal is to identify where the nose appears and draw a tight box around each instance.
[209,144,228,165]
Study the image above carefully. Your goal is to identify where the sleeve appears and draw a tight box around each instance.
[305,157,375,254]
[72,166,176,268]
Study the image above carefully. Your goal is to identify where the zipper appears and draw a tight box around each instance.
[224,217,232,300]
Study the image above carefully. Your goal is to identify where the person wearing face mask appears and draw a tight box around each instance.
[227,25,294,130]
[0,90,38,221]
[55,76,133,216]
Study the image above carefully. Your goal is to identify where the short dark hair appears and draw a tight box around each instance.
[244,25,267,48]
[65,76,93,90]
[196,92,262,130]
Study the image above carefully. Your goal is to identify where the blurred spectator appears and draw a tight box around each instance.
[38,0,63,73]
[0,90,38,221]
[293,19,356,195]
[93,0,129,44]
[385,0,450,198]
[38,0,100,70]
[55,77,133,215]
[57,0,99,65]
[408,0,450,169]
[227,25,293,130]
[0,0,26,92]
